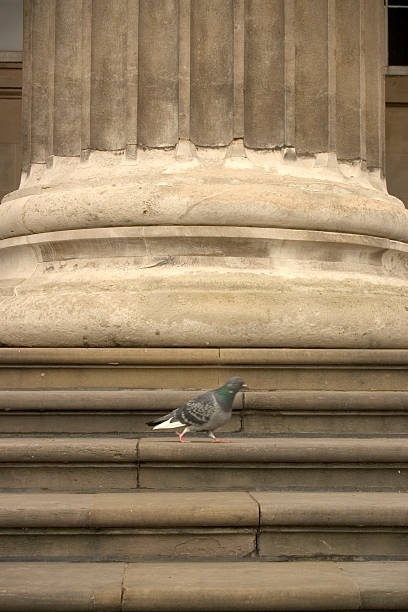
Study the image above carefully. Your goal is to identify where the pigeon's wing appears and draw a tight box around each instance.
[145,407,180,427]
[146,390,219,428]
[174,391,219,426]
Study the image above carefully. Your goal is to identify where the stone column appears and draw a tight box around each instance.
[0,0,407,348]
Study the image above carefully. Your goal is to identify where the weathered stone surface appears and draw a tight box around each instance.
[0,561,407,611]
[220,348,408,365]
[242,390,408,434]
[0,412,241,435]
[0,466,138,492]
[1,200,407,347]
[340,562,408,609]
[253,491,408,527]
[244,390,408,411]
[260,529,408,561]
[0,530,256,562]
[0,388,243,411]
[0,491,258,528]
[2,360,408,394]
[0,562,124,610]
[0,438,139,491]
[1,491,408,562]
[0,438,138,462]
[243,411,408,436]
[2,0,405,350]
[1,347,408,365]
[138,437,408,491]
[0,491,258,561]
[139,437,408,464]
[122,561,360,611]
[1,165,405,240]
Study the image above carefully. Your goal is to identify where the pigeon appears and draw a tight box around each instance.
[146,377,247,443]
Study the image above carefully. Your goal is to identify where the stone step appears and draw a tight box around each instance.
[0,491,407,562]
[0,491,257,561]
[0,561,407,610]
[1,436,407,492]
[140,436,408,492]
[252,490,408,561]
[1,388,408,435]
[0,437,139,491]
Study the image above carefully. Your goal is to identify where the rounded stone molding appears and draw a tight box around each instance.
[1,224,408,348]
[1,152,407,243]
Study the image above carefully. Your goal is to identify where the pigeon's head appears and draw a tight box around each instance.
[225,376,247,392]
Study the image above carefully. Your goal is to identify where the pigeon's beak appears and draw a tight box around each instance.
[242,383,248,389]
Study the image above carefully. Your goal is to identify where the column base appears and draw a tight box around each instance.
[0,153,407,348]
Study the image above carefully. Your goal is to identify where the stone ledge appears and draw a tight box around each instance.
[122,561,408,611]
[0,491,258,528]
[0,347,407,365]
[2,365,408,394]
[252,491,408,526]
[244,390,408,411]
[1,561,407,610]
[138,436,408,463]
[1,436,407,492]
[0,347,221,365]
[1,436,406,465]
[0,435,408,464]
[1,163,406,241]
[0,437,138,462]
[2,388,408,411]
[0,388,243,411]
[0,490,407,529]
[0,562,125,611]
[1,491,408,562]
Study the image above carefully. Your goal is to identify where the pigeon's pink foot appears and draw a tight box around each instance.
[177,433,191,443]
[212,438,229,443]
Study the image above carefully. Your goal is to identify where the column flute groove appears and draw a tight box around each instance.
[53,0,82,157]
[359,0,367,164]
[233,0,244,139]
[126,0,139,158]
[327,0,336,154]
[80,0,92,156]
[178,0,191,141]
[138,0,179,148]
[244,0,284,149]
[295,0,329,154]
[90,0,127,151]
[284,0,295,148]
[21,0,33,175]
[46,0,55,164]
[190,0,234,147]
[31,0,52,163]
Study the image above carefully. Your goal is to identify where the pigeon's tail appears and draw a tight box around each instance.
[145,415,167,427]
[145,413,185,428]
[152,417,185,430]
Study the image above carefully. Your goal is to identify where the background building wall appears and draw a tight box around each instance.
[0,0,23,200]
[386,76,408,208]
[0,61,22,201]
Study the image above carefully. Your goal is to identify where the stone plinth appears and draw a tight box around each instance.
[0,0,407,348]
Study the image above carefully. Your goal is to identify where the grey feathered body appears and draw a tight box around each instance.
[175,390,233,432]
[147,388,235,431]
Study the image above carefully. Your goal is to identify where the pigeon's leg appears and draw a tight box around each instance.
[208,431,229,443]
[177,427,191,443]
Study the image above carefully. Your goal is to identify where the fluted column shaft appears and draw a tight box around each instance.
[22,0,385,170]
